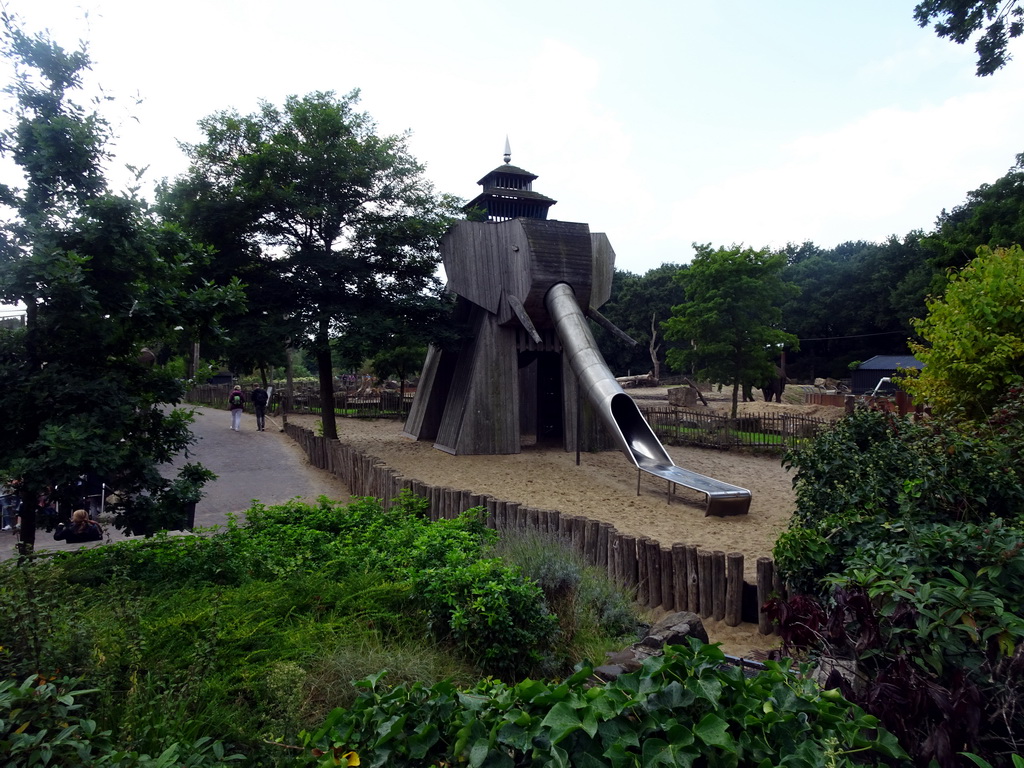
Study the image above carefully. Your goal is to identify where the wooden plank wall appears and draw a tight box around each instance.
[284,423,784,634]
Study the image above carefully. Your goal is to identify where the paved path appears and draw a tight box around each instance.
[1,406,349,561]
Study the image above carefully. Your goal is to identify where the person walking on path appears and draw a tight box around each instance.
[228,385,246,431]
[250,385,269,431]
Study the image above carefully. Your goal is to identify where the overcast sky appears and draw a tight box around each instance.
[3,0,1023,275]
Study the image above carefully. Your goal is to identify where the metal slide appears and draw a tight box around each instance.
[545,282,752,516]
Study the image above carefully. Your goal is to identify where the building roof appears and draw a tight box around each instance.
[476,164,538,185]
[857,355,923,370]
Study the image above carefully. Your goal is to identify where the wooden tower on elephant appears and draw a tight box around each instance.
[403,147,618,455]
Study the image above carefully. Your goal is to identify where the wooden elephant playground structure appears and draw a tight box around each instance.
[284,422,785,635]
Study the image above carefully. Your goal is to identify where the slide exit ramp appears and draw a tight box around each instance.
[545,282,751,516]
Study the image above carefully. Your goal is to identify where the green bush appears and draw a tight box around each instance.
[770,392,1024,765]
[0,675,243,767]
[776,405,1024,595]
[294,641,906,768]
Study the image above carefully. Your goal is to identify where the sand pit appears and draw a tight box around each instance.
[283,388,842,658]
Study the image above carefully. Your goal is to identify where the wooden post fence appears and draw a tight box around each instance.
[282,423,783,633]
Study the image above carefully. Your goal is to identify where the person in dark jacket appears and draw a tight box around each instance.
[250,386,269,432]
[54,509,102,543]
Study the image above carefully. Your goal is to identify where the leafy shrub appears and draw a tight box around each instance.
[413,557,558,679]
[293,641,906,768]
[776,406,1024,596]
[770,391,1024,766]
[0,675,243,767]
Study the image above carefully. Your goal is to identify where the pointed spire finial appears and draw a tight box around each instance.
[503,136,511,164]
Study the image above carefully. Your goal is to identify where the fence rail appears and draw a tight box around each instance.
[640,406,827,452]
[283,422,784,634]
[186,384,413,419]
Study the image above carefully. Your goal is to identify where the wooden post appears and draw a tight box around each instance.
[712,551,726,622]
[660,546,674,610]
[698,550,713,619]
[621,535,638,595]
[672,543,687,611]
[725,553,744,627]
[647,540,662,609]
[636,536,650,606]
[506,502,520,530]
[597,522,610,570]
[757,557,776,635]
[685,545,699,614]
[583,519,599,565]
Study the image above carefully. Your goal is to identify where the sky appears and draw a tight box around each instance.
[3,0,1023,276]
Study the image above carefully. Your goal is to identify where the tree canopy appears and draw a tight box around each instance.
[0,16,242,549]
[663,245,799,417]
[915,0,1023,75]
[163,90,460,439]
[592,264,687,378]
[903,244,1024,419]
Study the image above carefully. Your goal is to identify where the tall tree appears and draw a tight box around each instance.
[924,153,1024,288]
[156,171,293,382]
[594,264,687,378]
[0,17,242,550]
[776,235,932,381]
[663,245,799,417]
[903,245,1024,419]
[915,0,1023,75]
[168,90,459,439]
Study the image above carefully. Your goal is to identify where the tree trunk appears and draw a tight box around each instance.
[649,313,661,381]
[316,344,338,440]
[730,381,739,419]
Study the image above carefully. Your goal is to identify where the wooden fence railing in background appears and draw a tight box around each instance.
[804,390,919,415]
[186,385,412,419]
[284,423,784,634]
[640,406,827,451]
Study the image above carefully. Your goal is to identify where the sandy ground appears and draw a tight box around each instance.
[285,386,844,658]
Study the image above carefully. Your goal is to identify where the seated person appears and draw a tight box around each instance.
[54,508,103,543]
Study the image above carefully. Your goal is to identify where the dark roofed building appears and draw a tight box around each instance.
[851,355,923,394]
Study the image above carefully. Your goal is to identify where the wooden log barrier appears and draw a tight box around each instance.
[672,544,687,611]
[726,553,744,627]
[698,550,713,619]
[757,557,776,635]
[646,539,662,609]
[506,502,520,530]
[686,545,699,614]
[281,425,783,632]
[712,551,726,622]
[660,546,673,610]
[636,536,650,605]
[584,519,600,566]
[597,522,611,570]
[621,534,638,594]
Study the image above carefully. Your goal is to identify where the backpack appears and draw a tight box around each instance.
[231,393,243,406]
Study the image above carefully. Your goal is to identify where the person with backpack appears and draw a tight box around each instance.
[229,385,246,431]
[250,385,270,432]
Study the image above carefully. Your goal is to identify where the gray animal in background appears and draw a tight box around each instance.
[761,366,786,403]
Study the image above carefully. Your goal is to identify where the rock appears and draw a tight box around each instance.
[591,612,709,684]
[668,387,698,407]
[812,656,867,694]
[647,611,710,646]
